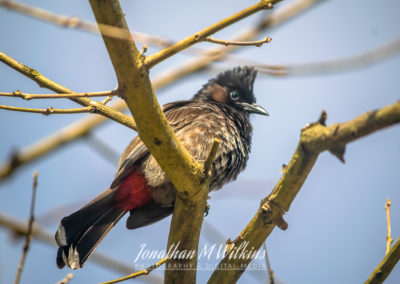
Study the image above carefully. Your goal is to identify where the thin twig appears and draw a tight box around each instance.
[100,257,168,284]
[256,39,400,76]
[144,0,282,68]
[0,51,138,131]
[364,238,400,284]
[89,2,209,282]
[0,90,116,100]
[205,36,271,47]
[206,39,400,77]
[101,95,113,105]
[385,198,393,255]
[14,171,39,284]
[0,0,214,59]
[0,0,323,182]
[0,213,162,283]
[56,273,74,284]
[203,138,222,177]
[86,134,120,165]
[209,101,400,283]
[0,105,94,115]
[0,0,171,45]
[263,242,275,284]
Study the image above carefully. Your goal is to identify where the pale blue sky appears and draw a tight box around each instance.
[0,0,399,283]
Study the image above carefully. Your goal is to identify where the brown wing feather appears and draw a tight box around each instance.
[112,100,195,187]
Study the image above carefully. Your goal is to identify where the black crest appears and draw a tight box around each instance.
[193,66,258,103]
[214,66,257,94]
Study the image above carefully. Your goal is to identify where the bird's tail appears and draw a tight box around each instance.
[55,189,126,269]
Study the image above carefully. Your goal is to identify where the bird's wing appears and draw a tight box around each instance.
[111,100,194,188]
[164,100,208,131]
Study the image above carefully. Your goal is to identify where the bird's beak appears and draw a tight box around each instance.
[241,103,269,116]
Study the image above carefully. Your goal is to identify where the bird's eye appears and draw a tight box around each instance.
[230,91,240,100]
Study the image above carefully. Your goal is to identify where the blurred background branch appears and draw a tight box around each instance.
[0,0,323,182]
[0,212,162,283]
[1,0,399,283]
[14,171,38,284]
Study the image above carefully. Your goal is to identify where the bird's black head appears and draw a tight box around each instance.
[193,66,269,116]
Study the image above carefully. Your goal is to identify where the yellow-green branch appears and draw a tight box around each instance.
[0,212,162,283]
[0,0,321,182]
[0,51,137,131]
[100,257,168,284]
[205,36,271,47]
[88,1,209,282]
[0,0,170,45]
[0,90,115,100]
[0,104,93,115]
[144,0,282,68]
[89,0,203,196]
[208,101,400,283]
[365,238,400,284]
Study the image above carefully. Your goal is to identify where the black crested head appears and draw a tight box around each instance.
[193,66,269,116]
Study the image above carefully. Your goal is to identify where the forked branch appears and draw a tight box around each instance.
[209,101,400,283]
[0,0,319,182]
[0,51,137,131]
[365,238,400,284]
[144,0,282,68]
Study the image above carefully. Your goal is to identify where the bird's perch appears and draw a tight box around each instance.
[88,1,282,282]
[365,237,400,284]
[0,0,317,182]
[0,51,138,131]
[209,101,400,283]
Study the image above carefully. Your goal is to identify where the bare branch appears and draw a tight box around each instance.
[14,171,38,284]
[100,258,168,284]
[0,89,116,100]
[263,242,275,284]
[0,0,321,182]
[205,36,271,47]
[0,213,162,283]
[203,138,222,177]
[0,0,171,46]
[0,104,93,115]
[56,273,74,284]
[206,39,400,77]
[89,0,203,194]
[88,1,210,282]
[144,0,282,68]
[385,198,393,255]
[0,105,119,181]
[101,95,113,105]
[0,51,137,131]
[365,238,400,284]
[86,134,120,166]
[255,39,400,76]
[209,101,400,283]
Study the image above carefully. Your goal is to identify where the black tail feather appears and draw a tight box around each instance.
[55,189,115,247]
[55,192,174,269]
[127,202,173,229]
[72,208,125,268]
[55,190,126,269]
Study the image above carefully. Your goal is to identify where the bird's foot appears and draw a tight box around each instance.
[204,202,210,217]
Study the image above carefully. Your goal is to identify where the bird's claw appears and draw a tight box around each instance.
[204,203,210,217]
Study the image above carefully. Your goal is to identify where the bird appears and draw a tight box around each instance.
[55,66,269,269]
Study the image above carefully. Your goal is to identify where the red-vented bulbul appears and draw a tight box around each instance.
[55,66,269,269]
